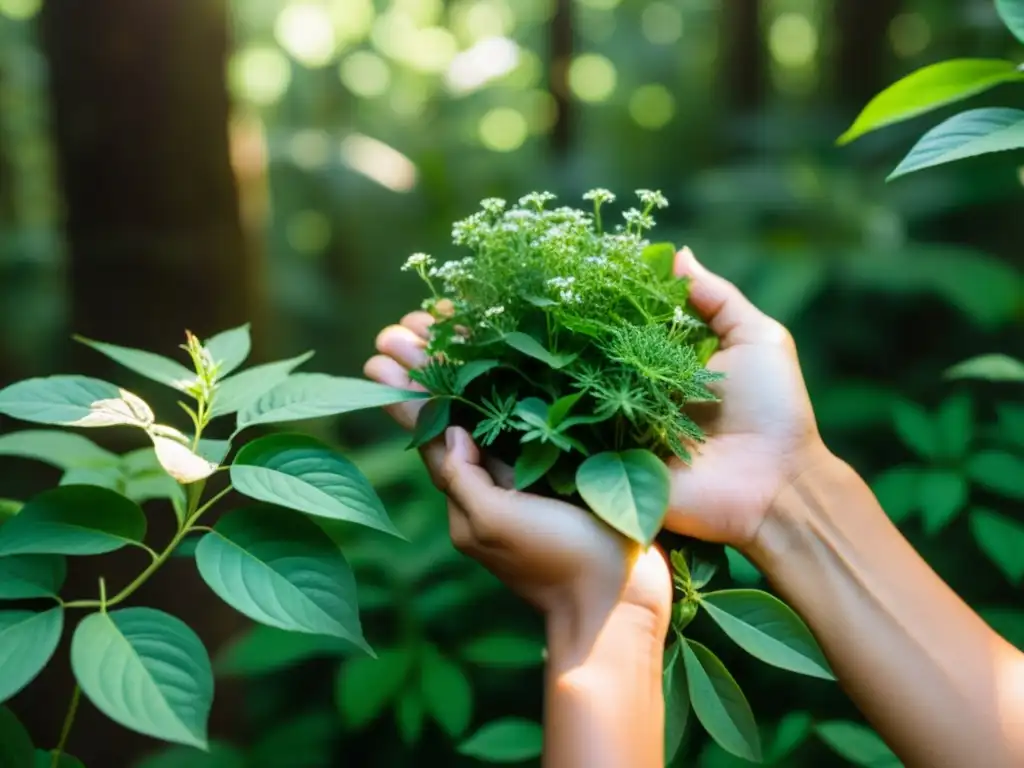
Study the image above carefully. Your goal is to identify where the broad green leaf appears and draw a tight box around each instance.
[248,712,337,768]
[0,499,21,521]
[0,608,63,703]
[455,360,500,393]
[838,59,1023,145]
[664,642,690,763]
[335,648,412,728]
[979,607,1024,650]
[0,375,154,428]
[642,242,677,281]
[460,632,545,667]
[34,750,85,768]
[967,450,1024,499]
[935,394,973,460]
[0,485,146,557]
[945,353,1024,382]
[205,324,251,378]
[231,434,400,537]
[71,607,213,749]
[997,0,1024,43]
[700,589,833,679]
[395,690,425,745]
[970,509,1024,585]
[891,401,937,460]
[409,398,450,449]
[766,711,813,763]
[60,466,123,492]
[457,718,543,763]
[576,450,671,545]
[514,441,560,490]
[134,741,245,768]
[682,639,761,762]
[209,351,314,418]
[725,547,761,585]
[547,393,582,426]
[215,624,349,677]
[889,108,1024,180]
[502,332,577,369]
[124,471,187,511]
[420,646,473,738]
[871,466,921,524]
[918,470,968,535]
[194,505,369,651]
[997,404,1024,448]
[815,721,900,767]
[74,335,197,391]
[0,555,66,599]
[0,707,34,768]
[236,373,428,431]
[0,430,118,470]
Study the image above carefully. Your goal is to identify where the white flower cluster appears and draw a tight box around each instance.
[519,191,557,209]
[583,188,616,204]
[402,252,434,272]
[636,189,669,209]
[547,276,576,289]
[484,305,505,318]
[673,306,702,329]
[623,209,655,230]
[480,198,506,214]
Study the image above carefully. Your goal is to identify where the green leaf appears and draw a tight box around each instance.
[335,648,412,728]
[0,555,66,599]
[725,547,761,585]
[0,430,119,470]
[979,607,1024,650]
[642,242,677,280]
[682,639,761,763]
[700,589,833,679]
[74,335,196,391]
[967,450,1024,499]
[815,721,900,767]
[576,450,671,545]
[215,624,349,677]
[891,401,937,460]
[209,352,315,418]
[514,441,560,490]
[134,741,245,768]
[236,373,428,431]
[766,711,813,764]
[195,505,369,651]
[408,398,451,449]
[918,470,968,535]
[0,707,34,768]
[945,353,1024,382]
[231,434,400,537]
[997,0,1024,43]
[970,508,1024,585]
[502,332,577,369]
[420,646,473,738]
[871,466,921,524]
[455,360,500,393]
[889,108,1024,180]
[457,718,543,763]
[0,608,63,703]
[689,549,720,589]
[0,499,21,521]
[0,485,146,557]
[249,713,337,768]
[60,465,124,493]
[547,393,582,426]
[664,642,690,763]
[71,607,213,749]
[395,690,425,745]
[935,395,973,460]
[205,324,251,378]
[0,375,152,428]
[837,59,1023,145]
[460,632,545,668]
[34,750,85,768]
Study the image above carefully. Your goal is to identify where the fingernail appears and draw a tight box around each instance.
[445,427,457,452]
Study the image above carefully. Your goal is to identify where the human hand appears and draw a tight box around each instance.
[666,247,832,554]
[364,317,672,627]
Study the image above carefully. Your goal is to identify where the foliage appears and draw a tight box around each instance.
[840,0,1024,179]
[0,326,426,764]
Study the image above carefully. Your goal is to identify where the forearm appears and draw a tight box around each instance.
[751,448,1024,768]
[543,600,667,768]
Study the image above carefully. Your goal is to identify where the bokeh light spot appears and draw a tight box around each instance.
[287,210,332,255]
[288,130,332,170]
[524,90,559,134]
[641,3,683,45]
[331,0,376,43]
[568,54,617,103]
[478,107,528,152]
[628,84,675,129]
[339,51,391,97]
[228,47,292,107]
[577,0,620,9]
[889,13,931,58]
[0,0,40,21]
[769,12,818,68]
[275,4,339,68]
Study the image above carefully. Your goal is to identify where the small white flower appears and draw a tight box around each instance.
[547,276,576,289]
[518,192,556,208]
[402,252,434,271]
[673,306,685,324]
[484,305,505,318]
[506,209,537,221]
[623,209,654,230]
[636,189,669,209]
[583,188,616,204]
[559,289,580,303]
[480,197,506,214]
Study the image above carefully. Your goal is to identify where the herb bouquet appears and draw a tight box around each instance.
[402,190,834,764]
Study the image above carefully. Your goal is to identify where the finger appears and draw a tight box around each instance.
[420,439,446,489]
[362,355,425,430]
[673,247,784,347]
[375,325,429,370]
[439,427,522,543]
[447,499,474,553]
[483,455,515,490]
[400,311,434,340]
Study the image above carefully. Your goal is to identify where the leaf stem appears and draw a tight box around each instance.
[51,684,81,768]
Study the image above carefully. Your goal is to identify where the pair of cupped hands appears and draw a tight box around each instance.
[364,248,827,628]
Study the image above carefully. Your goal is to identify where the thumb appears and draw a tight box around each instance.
[674,246,782,347]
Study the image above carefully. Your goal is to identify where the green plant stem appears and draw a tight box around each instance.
[51,684,80,768]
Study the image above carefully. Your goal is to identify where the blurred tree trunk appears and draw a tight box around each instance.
[834,0,903,108]
[719,0,767,115]
[28,0,253,763]
[549,0,573,156]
